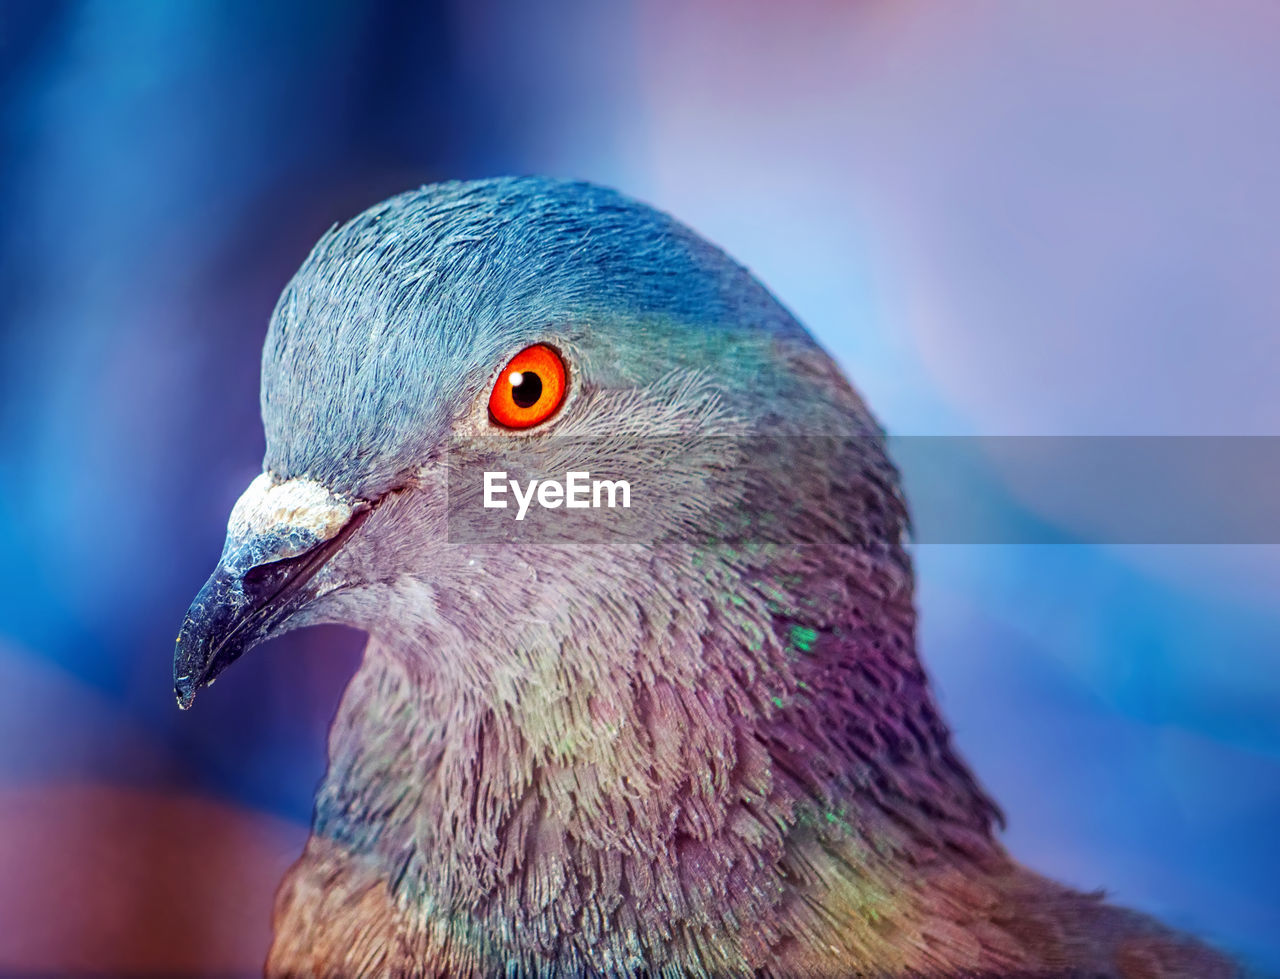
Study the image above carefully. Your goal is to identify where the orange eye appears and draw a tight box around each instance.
[488,344,567,429]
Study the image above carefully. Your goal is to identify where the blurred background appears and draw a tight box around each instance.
[1,0,1278,973]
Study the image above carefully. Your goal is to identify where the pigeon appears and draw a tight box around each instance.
[175,177,1241,978]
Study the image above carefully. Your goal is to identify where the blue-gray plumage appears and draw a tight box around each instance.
[175,177,1241,977]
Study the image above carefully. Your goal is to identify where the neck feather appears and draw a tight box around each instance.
[310,561,1019,975]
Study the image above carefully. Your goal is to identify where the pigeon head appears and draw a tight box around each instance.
[175,177,889,707]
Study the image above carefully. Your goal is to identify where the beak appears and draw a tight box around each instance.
[174,473,369,709]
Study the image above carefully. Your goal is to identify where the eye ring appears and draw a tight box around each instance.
[488,344,568,429]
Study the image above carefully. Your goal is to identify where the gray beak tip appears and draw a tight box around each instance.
[174,676,196,710]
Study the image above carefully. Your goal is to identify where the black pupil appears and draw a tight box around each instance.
[511,371,543,408]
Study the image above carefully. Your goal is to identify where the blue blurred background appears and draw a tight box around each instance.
[1,0,1277,973]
